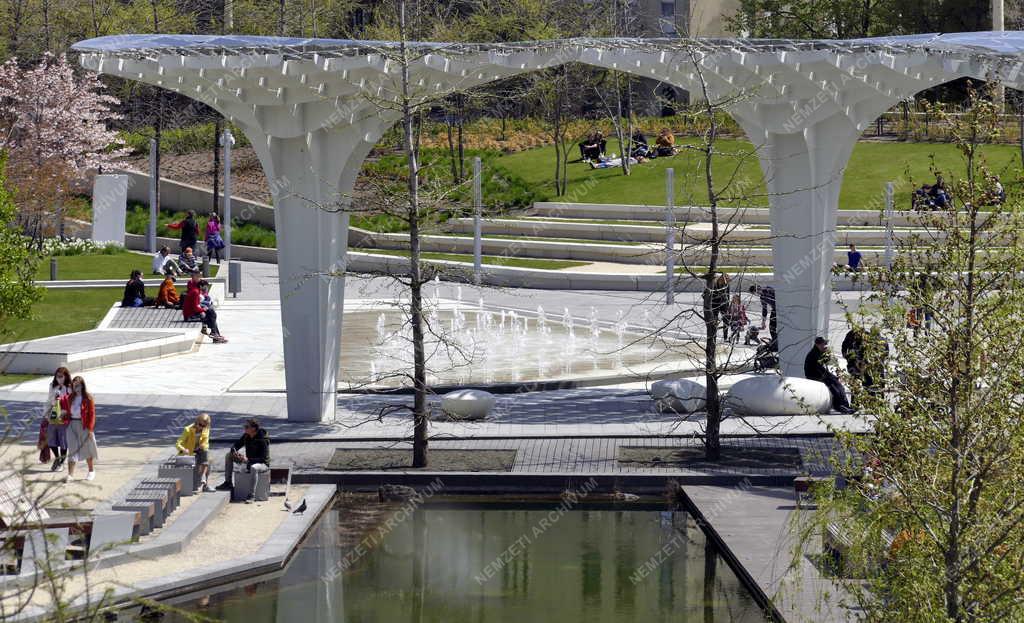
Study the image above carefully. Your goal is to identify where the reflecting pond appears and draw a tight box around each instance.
[167,502,769,623]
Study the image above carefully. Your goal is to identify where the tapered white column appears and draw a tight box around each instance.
[244,115,388,422]
[740,114,861,376]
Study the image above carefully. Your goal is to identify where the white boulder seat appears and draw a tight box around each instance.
[441,389,496,421]
[71,32,1024,422]
[650,378,706,414]
[724,375,831,417]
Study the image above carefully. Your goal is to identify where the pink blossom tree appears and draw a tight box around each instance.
[0,53,127,243]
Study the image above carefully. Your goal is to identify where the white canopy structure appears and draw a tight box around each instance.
[73,32,1024,422]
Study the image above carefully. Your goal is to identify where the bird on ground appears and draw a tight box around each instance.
[292,499,307,515]
[284,499,292,511]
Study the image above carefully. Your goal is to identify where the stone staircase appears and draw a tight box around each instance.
[349,201,989,276]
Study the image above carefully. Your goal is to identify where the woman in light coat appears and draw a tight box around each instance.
[66,376,99,481]
[40,367,71,471]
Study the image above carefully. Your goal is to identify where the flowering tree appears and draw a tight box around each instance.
[0,53,127,243]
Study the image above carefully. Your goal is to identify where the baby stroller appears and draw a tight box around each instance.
[753,336,779,373]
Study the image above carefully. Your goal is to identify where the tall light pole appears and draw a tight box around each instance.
[994,0,1005,109]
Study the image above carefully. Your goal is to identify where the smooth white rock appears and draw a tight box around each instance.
[723,375,831,416]
[650,378,707,414]
[440,389,496,420]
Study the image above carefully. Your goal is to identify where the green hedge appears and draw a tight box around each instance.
[119,122,252,156]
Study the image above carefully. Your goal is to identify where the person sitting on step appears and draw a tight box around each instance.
[121,270,152,307]
[182,272,227,343]
[214,418,270,504]
[155,271,181,309]
[177,247,201,274]
[176,413,214,492]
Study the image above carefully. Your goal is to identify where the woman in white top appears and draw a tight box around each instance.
[41,367,71,472]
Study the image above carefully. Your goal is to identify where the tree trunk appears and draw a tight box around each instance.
[41,0,51,52]
[614,72,630,176]
[400,0,428,468]
[695,59,722,462]
[457,93,465,182]
[446,108,457,183]
[279,0,286,36]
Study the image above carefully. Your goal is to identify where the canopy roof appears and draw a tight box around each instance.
[72,31,1024,60]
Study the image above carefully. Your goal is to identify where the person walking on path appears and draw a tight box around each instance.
[726,293,748,344]
[748,284,776,330]
[40,367,72,471]
[176,413,214,492]
[65,376,99,481]
[214,418,270,504]
[710,273,731,341]
[804,336,855,414]
[205,213,225,264]
[168,210,200,255]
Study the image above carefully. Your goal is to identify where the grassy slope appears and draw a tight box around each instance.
[1,288,121,345]
[359,248,589,270]
[0,372,44,386]
[38,252,218,281]
[497,138,1022,209]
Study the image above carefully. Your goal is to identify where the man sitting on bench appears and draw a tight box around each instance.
[214,418,270,504]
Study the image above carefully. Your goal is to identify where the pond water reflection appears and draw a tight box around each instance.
[168,503,768,623]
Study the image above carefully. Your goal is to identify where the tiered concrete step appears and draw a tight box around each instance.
[0,329,197,375]
[348,201,1007,280]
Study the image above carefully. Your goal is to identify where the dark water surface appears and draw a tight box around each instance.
[168,503,769,623]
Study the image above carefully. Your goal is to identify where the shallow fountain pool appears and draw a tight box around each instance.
[165,500,769,622]
[338,298,702,390]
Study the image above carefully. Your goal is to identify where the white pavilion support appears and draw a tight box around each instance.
[243,113,389,422]
[738,113,862,375]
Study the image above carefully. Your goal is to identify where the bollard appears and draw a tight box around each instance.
[201,256,210,278]
[49,258,57,281]
[228,260,242,298]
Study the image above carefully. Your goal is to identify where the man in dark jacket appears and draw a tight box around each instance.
[215,418,270,503]
[804,336,855,414]
[169,210,199,255]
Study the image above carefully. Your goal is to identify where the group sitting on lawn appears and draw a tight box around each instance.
[121,268,228,343]
[580,127,679,169]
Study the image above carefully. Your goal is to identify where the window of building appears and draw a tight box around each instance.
[660,0,677,35]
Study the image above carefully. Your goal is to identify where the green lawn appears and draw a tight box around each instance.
[359,248,589,270]
[437,233,644,246]
[0,373,45,387]
[1,288,122,345]
[38,251,218,281]
[498,139,1023,210]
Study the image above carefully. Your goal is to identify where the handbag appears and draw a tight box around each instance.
[48,399,64,425]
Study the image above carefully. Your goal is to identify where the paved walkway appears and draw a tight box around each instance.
[686,485,858,623]
[273,434,844,475]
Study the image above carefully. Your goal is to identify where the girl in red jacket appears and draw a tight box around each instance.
[66,376,99,481]
[183,275,227,343]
